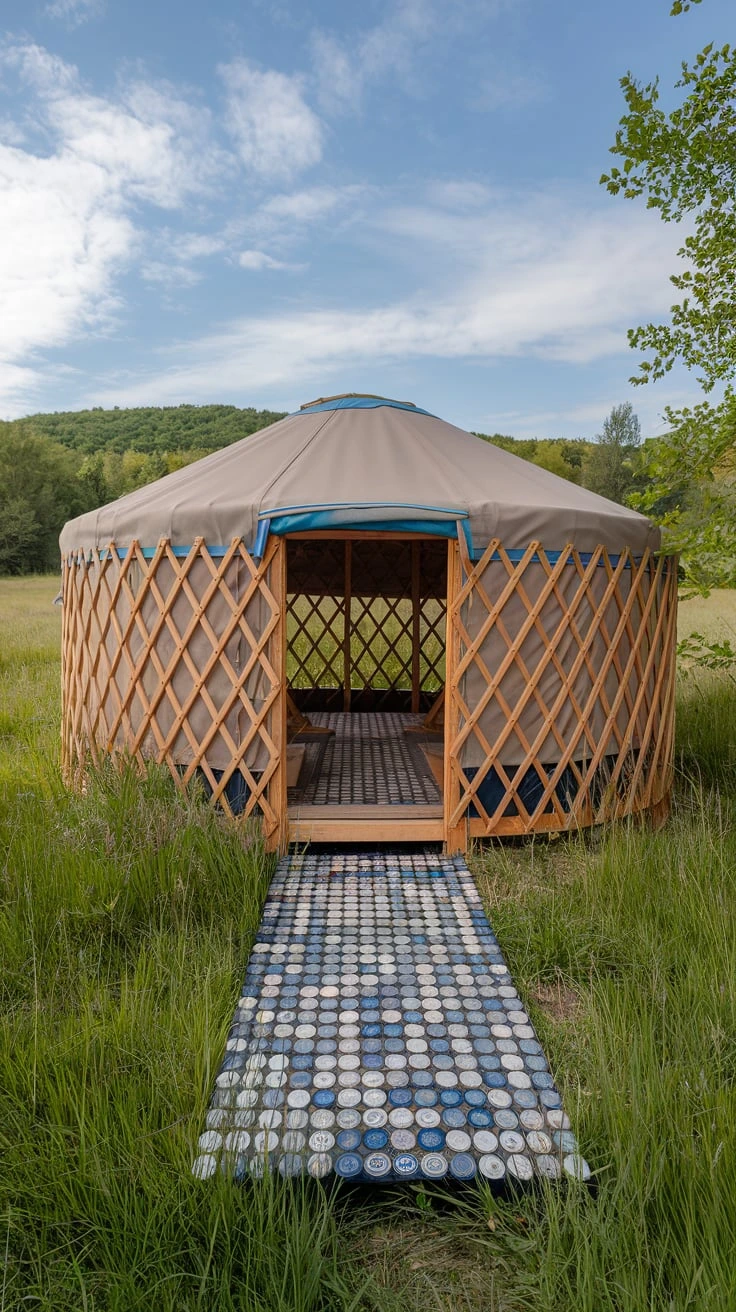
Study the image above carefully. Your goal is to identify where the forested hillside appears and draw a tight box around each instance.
[16,404,287,456]
[0,405,285,574]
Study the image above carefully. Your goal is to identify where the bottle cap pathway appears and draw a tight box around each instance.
[193,851,590,1185]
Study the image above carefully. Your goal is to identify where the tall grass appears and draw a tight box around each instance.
[1,576,735,1310]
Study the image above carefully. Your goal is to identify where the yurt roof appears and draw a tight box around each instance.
[59,394,660,557]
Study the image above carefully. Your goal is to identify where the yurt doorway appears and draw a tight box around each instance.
[285,533,447,842]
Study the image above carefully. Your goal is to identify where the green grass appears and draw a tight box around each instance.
[1,575,735,1310]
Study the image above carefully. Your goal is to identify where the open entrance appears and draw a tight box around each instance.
[284,533,447,842]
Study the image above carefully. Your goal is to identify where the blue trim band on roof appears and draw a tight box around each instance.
[67,540,658,569]
[473,548,641,567]
[294,396,436,417]
[258,501,464,520]
[268,513,459,539]
[66,545,233,565]
[126,545,232,560]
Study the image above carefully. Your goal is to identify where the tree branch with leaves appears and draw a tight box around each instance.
[601,0,736,594]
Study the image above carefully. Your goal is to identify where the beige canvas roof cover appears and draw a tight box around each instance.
[60,395,660,556]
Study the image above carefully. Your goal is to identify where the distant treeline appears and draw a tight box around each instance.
[0,404,637,575]
[474,434,593,484]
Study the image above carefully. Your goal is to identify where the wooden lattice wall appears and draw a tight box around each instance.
[444,538,678,848]
[286,537,446,710]
[61,536,286,846]
[61,530,678,853]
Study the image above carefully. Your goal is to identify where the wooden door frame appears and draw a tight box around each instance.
[443,538,468,853]
[279,530,449,849]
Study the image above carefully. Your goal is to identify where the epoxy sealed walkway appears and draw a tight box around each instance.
[193,851,589,1185]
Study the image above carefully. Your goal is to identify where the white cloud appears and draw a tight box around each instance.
[45,0,104,28]
[170,233,226,260]
[220,58,323,181]
[258,185,356,223]
[87,191,682,409]
[0,39,226,411]
[4,45,223,207]
[226,185,367,260]
[311,1,436,113]
[311,0,525,114]
[141,261,202,287]
[238,249,299,271]
[0,139,134,359]
[0,362,51,417]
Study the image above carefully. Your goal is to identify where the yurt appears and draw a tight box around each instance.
[59,394,677,852]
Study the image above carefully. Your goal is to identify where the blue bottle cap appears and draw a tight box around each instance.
[449,1153,477,1180]
[414,1089,438,1107]
[334,1153,363,1179]
[278,1153,304,1177]
[440,1089,462,1107]
[553,1130,578,1153]
[442,1107,467,1129]
[393,1153,419,1178]
[263,1088,285,1108]
[363,1128,389,1150]
[389,1088,413,1107]
[468,1108,493,1128]
[336,1129,362,1151]
[524,1052,547,1070]
[313,1089,335,1108]
[463,1089,486,1107]
[417,1127,445,1151]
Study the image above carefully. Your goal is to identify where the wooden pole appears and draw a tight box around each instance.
[265,537,288,853]
[444,539,466,853]
[411,541,421,713]
[343,540,352,712]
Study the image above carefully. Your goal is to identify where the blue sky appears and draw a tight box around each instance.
[0,0,732,436]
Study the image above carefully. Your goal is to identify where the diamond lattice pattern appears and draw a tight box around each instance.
[62,537,285,833]
[446,540,678,836]
[286,538,446,701]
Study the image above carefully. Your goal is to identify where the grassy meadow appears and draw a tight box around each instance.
[1,575,735,1311]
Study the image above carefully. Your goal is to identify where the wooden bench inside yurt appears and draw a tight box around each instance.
[59,393,678,853]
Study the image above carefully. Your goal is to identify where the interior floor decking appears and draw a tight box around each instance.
[288,712,444,809]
